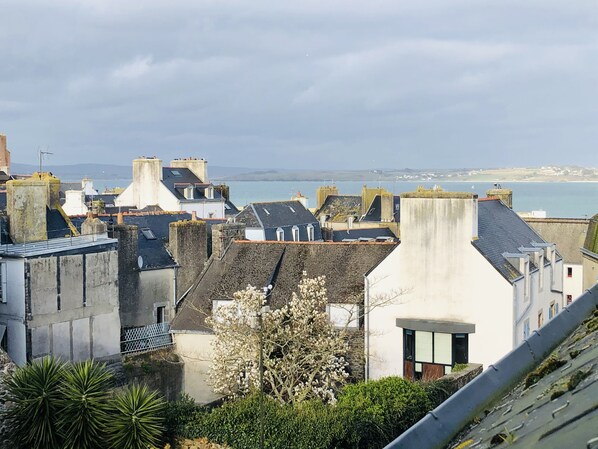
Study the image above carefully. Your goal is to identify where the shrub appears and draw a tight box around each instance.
[336,377,432,449]
[164,393,200,445]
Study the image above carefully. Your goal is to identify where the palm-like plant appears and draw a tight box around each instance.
[59,360,114,449]
[2,357,65,449]
[108,384,165,449]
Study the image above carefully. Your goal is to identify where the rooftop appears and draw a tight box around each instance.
[0,234,117,257]
[525,217,590,264]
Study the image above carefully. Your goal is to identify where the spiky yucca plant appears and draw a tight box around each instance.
[3,357,65,449]
[108,384,165,449]
[59,360,114,449]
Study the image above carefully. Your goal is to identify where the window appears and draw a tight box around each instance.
[538,309,544,328]
[291,226,299,242]
[141,228,156,240]
[276,227,284,241]
[566,295,573,305]
[156,306,165,324]
[263,208,270,215]
[205,186,214,199]
[567,267,573,278]
[184,186,194,199]
[307,224,314,241]
[171,170,182,177]
[549,302,557,319]
[288,206,296,213]
[208,212,214,219]
[0,325,6,352]
[523,319,530,339]
[0,263,6,304]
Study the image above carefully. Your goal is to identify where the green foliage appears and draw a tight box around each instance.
[452,363,469,373]
[336,377,432,449]
[422,378,456,408]
[179,377,436,449]
[108,384,166,449]
[164,393,199,444]
[2,357,165,449]
[59,361,114,449]
[2,357,65,449]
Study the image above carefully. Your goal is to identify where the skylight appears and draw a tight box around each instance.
[141,228,156,240]
[171,170,182,177]
[289,206,296,213]
[263,208,270,215]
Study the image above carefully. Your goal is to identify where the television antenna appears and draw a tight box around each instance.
[38,147,53,172]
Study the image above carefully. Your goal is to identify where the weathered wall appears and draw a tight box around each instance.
[122,348,183,401]
[6,180,48,243]
[0,134,10,174]
[583,253,598,290]
[28,249,121,362]
[0,259,26,365]
[170,158,209,183]
[138,269,174,326]
[63,190,89,216]
[110,224,141,328]
[169,221,207,298]
[173,332,221,404]
[211,223,246,259]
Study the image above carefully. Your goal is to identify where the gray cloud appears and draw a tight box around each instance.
[0,0,596,169]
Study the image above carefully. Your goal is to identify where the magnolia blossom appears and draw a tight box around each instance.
[207,274,349,404]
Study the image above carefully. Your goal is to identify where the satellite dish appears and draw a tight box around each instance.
[137,256,144,269]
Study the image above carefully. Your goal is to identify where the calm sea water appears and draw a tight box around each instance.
[224,181,598,218]
[88,179,598,218]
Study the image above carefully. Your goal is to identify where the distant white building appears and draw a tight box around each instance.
[115,157,237,219]
[365,189,563,381]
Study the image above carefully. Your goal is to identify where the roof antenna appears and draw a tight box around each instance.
[38,146,53,172]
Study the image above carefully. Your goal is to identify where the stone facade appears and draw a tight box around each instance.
[0,134,10,175]
[211,222,246,259]
[169,220,207,296]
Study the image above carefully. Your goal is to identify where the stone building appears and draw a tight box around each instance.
[170,240,396,403]
[582,213,598,289]
[0,134,11,175]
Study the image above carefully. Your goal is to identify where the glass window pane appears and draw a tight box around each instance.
[415,331,433,363]
[434,333,452,365]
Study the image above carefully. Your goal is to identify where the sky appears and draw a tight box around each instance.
[1,0,597,170]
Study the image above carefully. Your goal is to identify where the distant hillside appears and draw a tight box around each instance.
[11,162,258,181]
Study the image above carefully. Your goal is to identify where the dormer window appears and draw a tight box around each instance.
[307,224,314,241]
[292,225,299,242]
[205,186,214,199]
[184,186,194,199]
[276,227,284,241]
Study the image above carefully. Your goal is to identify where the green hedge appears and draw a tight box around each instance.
[170,377,434,449]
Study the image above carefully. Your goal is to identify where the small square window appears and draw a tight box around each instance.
[567,267,573,278]
[566,294,573,305]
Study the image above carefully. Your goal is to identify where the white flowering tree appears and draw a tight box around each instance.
[207,274,349,404]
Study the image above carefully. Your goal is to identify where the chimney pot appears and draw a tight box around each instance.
[191,211,197,221]
[117,212,124,224]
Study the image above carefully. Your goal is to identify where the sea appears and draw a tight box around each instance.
[89,179,598,219]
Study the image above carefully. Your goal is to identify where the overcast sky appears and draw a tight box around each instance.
[1,0,597,169]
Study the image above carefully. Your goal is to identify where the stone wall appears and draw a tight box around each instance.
[122,348,183,401]
[211,223,245,259]
[169,220,207,297]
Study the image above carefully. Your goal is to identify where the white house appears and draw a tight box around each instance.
[366,189,563,381]
[115,157,237,219]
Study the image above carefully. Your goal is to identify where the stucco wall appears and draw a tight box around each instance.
[138,269,174,326]
[173,332,221,404]
[27,250,121,362]
[0,259,26,364]
[582,254,598,290]
[245,228,265,241]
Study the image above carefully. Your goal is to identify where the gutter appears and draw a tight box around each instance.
[385,284,598,449]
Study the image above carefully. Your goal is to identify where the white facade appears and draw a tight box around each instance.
[365,194,563,381]
[115,157,225,218]
[62,190,89,216]
[245,228,266,241]
[563,263,583,306]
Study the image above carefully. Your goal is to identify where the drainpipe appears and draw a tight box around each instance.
[364,274,370,381]
[173,266,177,309]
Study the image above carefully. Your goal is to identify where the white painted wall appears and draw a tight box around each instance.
[245,228,265,241]
[0,259,26,365]
[173,332,222,404]
[180,201,225,219]
[365,196,563,380]
[62,190,89,216]
[563,263,583,305]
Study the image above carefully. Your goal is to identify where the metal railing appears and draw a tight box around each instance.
[120,322,173,354]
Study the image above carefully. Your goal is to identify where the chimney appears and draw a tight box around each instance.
[316,185,338,209]
[361,185,387,216]
[214,184,230,201]
[211,222,246,259]
[117,212,124,224]
[380,192,394,222]
[110,223,140,327]
[169,220,208,296]
[81,213,108,236]
[6,172,62,243]
[63,190,89,216]
[191,211,197,221]
[170,158,209,183]
[486,186,513,209]
[291,191,309,209]
[0,134,11,175]
[131,157,163,208]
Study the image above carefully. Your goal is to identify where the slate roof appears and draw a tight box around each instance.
[0,191,6,211]
[525,218,590,264]
[314,195,362,222]
[361,195,400,222]
[585,213,598,254]
[161,167,225,203]
[473,199,561,283]
[331,227,397,242]
[46,208,72,239]
[235,201,318,230]
[388,284,598,449]
[171,241,398,332]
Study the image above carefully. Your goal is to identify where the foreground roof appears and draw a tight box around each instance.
[236,201,318,230]
[525,217,589,264]
[387,284,598,449]
[0,234,117,257]
[171,240,397,332]
[474,199,560,283]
